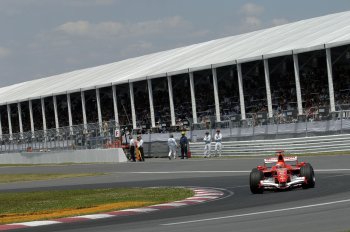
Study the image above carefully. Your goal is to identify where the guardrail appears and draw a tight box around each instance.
[2,114,350,156]
[189,133,350,156]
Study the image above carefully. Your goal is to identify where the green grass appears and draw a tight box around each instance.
[0,187,194,224]
[0,173,104,183]
[0,187,193,214]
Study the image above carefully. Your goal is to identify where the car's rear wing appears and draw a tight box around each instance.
[264,156,298,164]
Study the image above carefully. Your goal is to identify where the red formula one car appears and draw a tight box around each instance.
[250,151,315,194]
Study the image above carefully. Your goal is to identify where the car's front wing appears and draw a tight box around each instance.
[260,176,305,189]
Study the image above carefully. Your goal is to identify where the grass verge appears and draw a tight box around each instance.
[0,173,105,184]
[0,187,193,224]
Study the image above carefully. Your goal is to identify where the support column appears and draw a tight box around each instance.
[18,103,23,136]
[167,75,176,126]
[263,59,273,118]
[129,82,137,129]
[293,54,303,115]
[67,93,73,133]
[53,95,59,131]
[7,105,12,138]
[212,68,221,122]
[326,48,336,112]
[147,79,156,128]
[41,98,47,132]
[96,88,102,125]
[81,91,87,127]
[29,100,35,135]
[112,85,119,125]
[237,63,246,120]
[189,72,198,124]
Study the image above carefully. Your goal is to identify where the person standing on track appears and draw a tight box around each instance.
[214,129,223,157]
[167,134,178,160]
[137,135,145,161]
[203,131,211,158]
[180,131,189,159]
[129,135,136,162]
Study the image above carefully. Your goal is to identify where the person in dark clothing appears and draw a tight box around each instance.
[180,131,189,159]
[129,135,136,162]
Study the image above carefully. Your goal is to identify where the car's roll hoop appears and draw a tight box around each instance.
[264,150,298,164]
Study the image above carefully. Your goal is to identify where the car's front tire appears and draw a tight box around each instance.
[300,163,315,189]
[250,168,264,194]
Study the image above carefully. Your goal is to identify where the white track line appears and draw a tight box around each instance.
[314,169,350,172]
[120,208,158,212]
[323,173,350,178]
[112,171,250,174]
[162,198,350,226]
[174,200,205,203]
[225,185,249,189]
[194,193,224,196]
[152,203,188,207]
[12,221,62,227]
[74,214,115,219]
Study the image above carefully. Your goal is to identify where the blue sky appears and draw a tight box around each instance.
[0,0,349,87]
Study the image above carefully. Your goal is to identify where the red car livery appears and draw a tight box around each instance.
[250,151,315,194]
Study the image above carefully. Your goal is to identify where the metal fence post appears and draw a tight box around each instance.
[341,109,343,134]
[305,118,308,137]
[147,132,152,158]
[276,120,279,139]
[252,116,255,140]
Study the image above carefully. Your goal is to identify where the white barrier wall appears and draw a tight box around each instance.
[0,148,127,164]
[189,133,350,156]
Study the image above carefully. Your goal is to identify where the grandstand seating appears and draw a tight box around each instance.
[1,12,350,154]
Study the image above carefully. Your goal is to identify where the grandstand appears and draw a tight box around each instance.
[1,11,350,155]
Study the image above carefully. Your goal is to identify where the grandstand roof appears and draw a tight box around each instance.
[1,10,350,105]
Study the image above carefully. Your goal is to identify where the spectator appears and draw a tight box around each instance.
[179,131,189,159]
[136,135,145,161]
[167,134,178,160]
[203,131,211,158]
[129,135,136,162]
[214,129,223,157]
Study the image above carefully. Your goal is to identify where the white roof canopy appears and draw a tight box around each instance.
[1,11,350,105]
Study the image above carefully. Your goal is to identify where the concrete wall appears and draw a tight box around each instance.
[0,148,127,164]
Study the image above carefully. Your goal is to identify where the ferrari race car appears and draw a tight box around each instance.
[250,151,315,194]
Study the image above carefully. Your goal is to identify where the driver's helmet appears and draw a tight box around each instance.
[276,161,285,168]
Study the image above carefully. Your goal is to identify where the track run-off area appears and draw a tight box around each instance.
[0,155,350,232]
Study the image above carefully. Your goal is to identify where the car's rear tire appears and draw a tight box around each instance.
[250,168,264,194]
[300,163,315,189]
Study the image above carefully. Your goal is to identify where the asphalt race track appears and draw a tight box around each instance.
[1,155,350,232]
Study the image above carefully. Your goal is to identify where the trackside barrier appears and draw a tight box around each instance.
[0,149,128,164]
[189,133,350,156]
[2,110,350,157]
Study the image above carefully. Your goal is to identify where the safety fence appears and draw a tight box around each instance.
[0,122,120,154]
[1,110,350,157]
[189,133,350,156]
